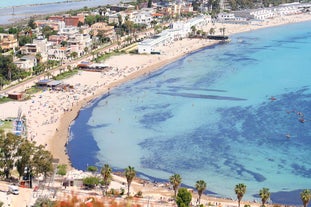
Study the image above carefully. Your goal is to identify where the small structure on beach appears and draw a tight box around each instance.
[8,92,26,101]
[36,79,54,87]
[36,79,68,90]
[77,61,110,72]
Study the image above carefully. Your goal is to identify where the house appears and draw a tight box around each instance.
[21,37,49,62]
[48,35,68,45]
[48,47,70,61]
[49,15,85,27]
[0,34,18,51]
[64,16,83,27]
[67,34,92,56]
[14,55,37,71]
[131,8,154,27]
[217,13,236,21]
[180,3,194,14]
[8,92,25,101]
[108,12,123,25]
[273,3,302,15]
[35,20,65,31]
[58,27,80,36]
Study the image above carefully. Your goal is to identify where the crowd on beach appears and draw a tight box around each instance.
[1,12,311,206]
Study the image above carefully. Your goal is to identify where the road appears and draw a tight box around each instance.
[0,42,118,95]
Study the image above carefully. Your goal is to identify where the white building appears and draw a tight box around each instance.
[58,27,80,36]
[14,55,37,71]
[138,15,209,54]
[273,3,301,15]
[138,32,173,54]
[250,9,275,20]
[67,33,92,56]
[217,13,235,21]
[48,47,70,61]
[131,8,154,27]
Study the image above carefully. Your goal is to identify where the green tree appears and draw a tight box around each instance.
[60,41,67,47]
[32,145,54,180]
[32,197,55,207]
[176,187,192,207]
[147,0,152,8]
[0,132,22,179]
[209,27,215,35]
[301,189,311,207]
[154,24,163,34]
[28,17,37,29]
[124,166,136,197]
[41,25,56,39]
[15,139,36,179]
[83,176,100,189]
[85,15,96,26]
[235,183,247,207]
[170,174,182,198]
[35,53,42,64]
[18,35,32,46]
[191,25,197,36]
[70,51,78,59]
[219,27,226,36]
[100,164,112,195]
[84,46,89,54]
[259,187,270,207]
[150,20,157,28]
[8,27,19,34]
[87,165,98,173]
[56,164,67,176]
[195,180,207,205]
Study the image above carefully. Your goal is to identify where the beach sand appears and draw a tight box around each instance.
[1,12,311,206]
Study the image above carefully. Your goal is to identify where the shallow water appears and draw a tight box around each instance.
[68,21,311,205]
[0,0,120,25]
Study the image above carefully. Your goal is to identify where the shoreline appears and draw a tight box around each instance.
[1,0,87,10]
[56,13,311,166]
[1,13,311,205]
[51,41,214,167]
[0,0,120,26]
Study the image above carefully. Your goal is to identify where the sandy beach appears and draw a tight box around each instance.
[1,12,311,205]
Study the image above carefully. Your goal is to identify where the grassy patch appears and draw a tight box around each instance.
[25,86,43,95]
[0,120,13,132]
[54,69,79,80]
[0,96,13,104]
[94,51,125,63]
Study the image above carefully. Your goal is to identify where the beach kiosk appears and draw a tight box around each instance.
[36,79,53,87]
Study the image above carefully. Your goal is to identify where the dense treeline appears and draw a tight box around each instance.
[0,130,54,181]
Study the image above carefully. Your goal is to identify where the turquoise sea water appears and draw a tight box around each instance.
[68,21,311,205]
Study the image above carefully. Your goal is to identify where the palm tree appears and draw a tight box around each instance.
[219,27,226,36]
[191,25,197,36]
[209,27,215,36]
[169,174,182,198]
[235,183,247,207]
[101,164,112,195]
[301,189,311,207]
[195,180,207,205]
[259,187,270,207]
[124,166,136,197]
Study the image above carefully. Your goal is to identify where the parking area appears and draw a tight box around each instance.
[0,182,34,207]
